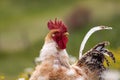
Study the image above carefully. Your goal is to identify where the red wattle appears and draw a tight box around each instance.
[58,36,68,49]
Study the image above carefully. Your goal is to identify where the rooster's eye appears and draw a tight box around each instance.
[52,34,55,37]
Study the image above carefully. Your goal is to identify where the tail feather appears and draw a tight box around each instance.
[76,41,115,80]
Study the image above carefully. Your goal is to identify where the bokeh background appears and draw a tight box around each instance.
[0,0,120,80]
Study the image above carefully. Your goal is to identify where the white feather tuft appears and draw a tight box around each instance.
[66,68,75,76]
[75,77,84,80]
[101,70,120,80]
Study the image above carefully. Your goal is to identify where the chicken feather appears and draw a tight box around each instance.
[30,19,115,80]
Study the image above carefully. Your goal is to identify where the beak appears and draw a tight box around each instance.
[64,32,69,36]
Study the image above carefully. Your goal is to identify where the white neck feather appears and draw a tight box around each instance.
[36,40,69,62]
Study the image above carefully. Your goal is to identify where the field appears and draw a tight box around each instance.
[0,0,120,80]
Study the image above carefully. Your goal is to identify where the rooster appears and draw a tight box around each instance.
[30,19,115,80]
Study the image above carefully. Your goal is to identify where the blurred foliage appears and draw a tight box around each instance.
[0,0,120,80]
[110,48,120,70]
[0,74,5,80]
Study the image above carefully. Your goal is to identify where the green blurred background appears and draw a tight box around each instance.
[0,0,120,80]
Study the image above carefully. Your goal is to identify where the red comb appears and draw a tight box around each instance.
[47,18,68,33]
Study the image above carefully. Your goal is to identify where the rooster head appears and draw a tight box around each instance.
[46,19,69,49]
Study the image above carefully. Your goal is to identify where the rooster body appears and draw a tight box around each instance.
[30,19,115,80]
[30,32,84,80]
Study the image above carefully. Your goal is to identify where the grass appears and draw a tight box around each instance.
[0,0,120,80]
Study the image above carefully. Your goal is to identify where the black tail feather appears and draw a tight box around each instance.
[77,41,115,80]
